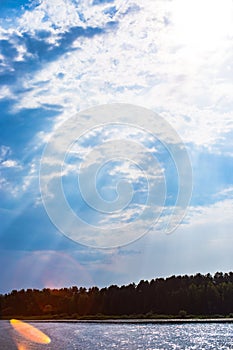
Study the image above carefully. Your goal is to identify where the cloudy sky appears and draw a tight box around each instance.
[0,0,233,294]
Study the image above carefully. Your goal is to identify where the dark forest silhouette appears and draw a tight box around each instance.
[1,272,233,319]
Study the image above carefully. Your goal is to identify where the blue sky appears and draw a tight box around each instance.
[0,0,233,294]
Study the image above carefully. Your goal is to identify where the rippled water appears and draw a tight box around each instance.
[1,320,233,349]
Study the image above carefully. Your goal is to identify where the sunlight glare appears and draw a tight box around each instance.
[10,319,51,344]
[171,0,233,49]
[17,344,27,350]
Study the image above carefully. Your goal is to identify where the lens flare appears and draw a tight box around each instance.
[17,344,27,350]
[10,319,51,344]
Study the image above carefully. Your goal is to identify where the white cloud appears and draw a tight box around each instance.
[0,145,38,198]
[16,0,130,34]
[3,0,231,154]
[0,145,21,169]
[183,199,233,227]
[1,0,232,215]
[1,159,19,168]
[81,197,233,284]
[0,0,233,290]
[215,186,233,199]
[0,86,14,100]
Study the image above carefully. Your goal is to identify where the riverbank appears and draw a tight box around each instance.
[3,318,233,324]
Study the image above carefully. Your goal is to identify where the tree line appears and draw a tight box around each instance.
[1,272,233,319]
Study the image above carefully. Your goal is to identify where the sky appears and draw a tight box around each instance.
[0,0,233,294]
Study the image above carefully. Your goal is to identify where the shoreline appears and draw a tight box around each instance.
[4,318,233,324]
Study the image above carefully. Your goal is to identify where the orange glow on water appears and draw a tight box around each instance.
[10,319,51,344]
[17,344,27,350]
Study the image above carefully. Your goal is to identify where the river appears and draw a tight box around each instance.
[1,320,233,349]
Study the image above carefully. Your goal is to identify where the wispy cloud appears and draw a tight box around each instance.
[0,0,233,292]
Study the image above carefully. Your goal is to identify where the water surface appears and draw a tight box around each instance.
[1,320,233,349]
